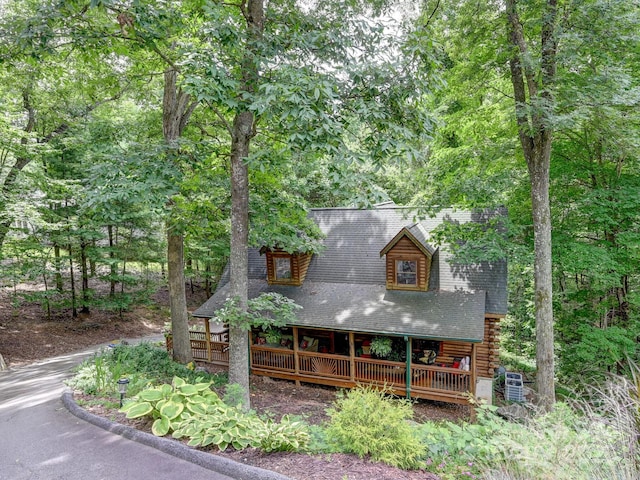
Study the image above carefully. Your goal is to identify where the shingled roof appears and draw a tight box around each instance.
[192,204,508,343]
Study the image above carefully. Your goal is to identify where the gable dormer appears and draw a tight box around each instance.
[261,247,313,286]
[379,224,436,291]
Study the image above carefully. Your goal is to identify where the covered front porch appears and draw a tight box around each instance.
[167,322,478,405]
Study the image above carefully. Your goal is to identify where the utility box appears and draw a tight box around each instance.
[505,372,524,402]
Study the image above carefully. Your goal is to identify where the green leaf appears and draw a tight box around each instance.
[173,376,186,388]
[186,402,207,415]
[152,415,171,436]
[123,401,154,419]
[192,382,213,392]
[138,389,164,402]
[159,400,185,420]
[178,384,199,396]
[160,384,173,396]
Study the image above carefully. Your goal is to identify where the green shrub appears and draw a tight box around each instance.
[67,348,133,396]
[222,383,247,409]
[67,362,112,396]
[324,385,425,469]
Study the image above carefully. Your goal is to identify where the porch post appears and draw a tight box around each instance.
[405,336,412,399]
[204,318,212,362]
[471,342,477,398]
[293,327,301,386]
[349,332,355,382]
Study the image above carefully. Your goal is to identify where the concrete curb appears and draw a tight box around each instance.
[62,390,293,480]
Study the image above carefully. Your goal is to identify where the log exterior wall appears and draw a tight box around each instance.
[476,316,501,377]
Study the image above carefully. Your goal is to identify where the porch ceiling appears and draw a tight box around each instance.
[192,280,486,343]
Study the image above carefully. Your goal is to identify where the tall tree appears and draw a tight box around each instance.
[420,0,640,395]
[226,0,263,407]
[180,0,436,407]
[505,0,558,410]
[163,67,198,364]
[0,0,127,253]
[46,0,203,362]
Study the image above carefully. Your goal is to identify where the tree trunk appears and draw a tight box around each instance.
[80,239,90,314]
[163,67,198,364]
[228,111,252,409]
[506,0,557,411]
[108,225,116,297]
[68,243,78,318]
[54,243,64,292]
[205,262,212,297]
[226,0,264,411]
[167,229,192,363]
[90,239,97,277]
[529,148,555,411]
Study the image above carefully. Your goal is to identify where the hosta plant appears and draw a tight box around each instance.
[121,376,310,452]
[120,376,219,436]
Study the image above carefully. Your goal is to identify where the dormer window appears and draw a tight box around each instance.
[396,259,417,285]
[380,225,437,292]
[275,257,292,280]
[261,247,313,286]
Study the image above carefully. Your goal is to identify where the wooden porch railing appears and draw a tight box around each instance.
[165,331,229,365]
[168,333,473,405]
[251,345,295,372]
[354,357,407,387]
[299,351,351,379]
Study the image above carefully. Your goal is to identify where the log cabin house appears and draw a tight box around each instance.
[175,203,507,406]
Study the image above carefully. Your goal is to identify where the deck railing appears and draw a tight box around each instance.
[165,331,229,365]
[299,351,351,379]
[354,357,407,387]
[168,333,473,404]
[410,364,471,394]
[251,346,295,372]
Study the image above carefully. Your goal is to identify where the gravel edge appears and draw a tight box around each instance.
[61,390,293,480]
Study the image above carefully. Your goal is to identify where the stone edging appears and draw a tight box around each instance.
[61,390,293,480]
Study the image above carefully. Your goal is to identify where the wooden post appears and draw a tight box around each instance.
[471,342,477,398]
[293,327,301,386]
[349,332,355,382]
[204,318,212,362]
[405,336,412,399]
[463,343,477,422]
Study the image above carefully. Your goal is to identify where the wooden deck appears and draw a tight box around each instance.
[167,330,474,405]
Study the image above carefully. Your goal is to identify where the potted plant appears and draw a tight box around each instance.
[264,328,282,345]
[370,336,393,359]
